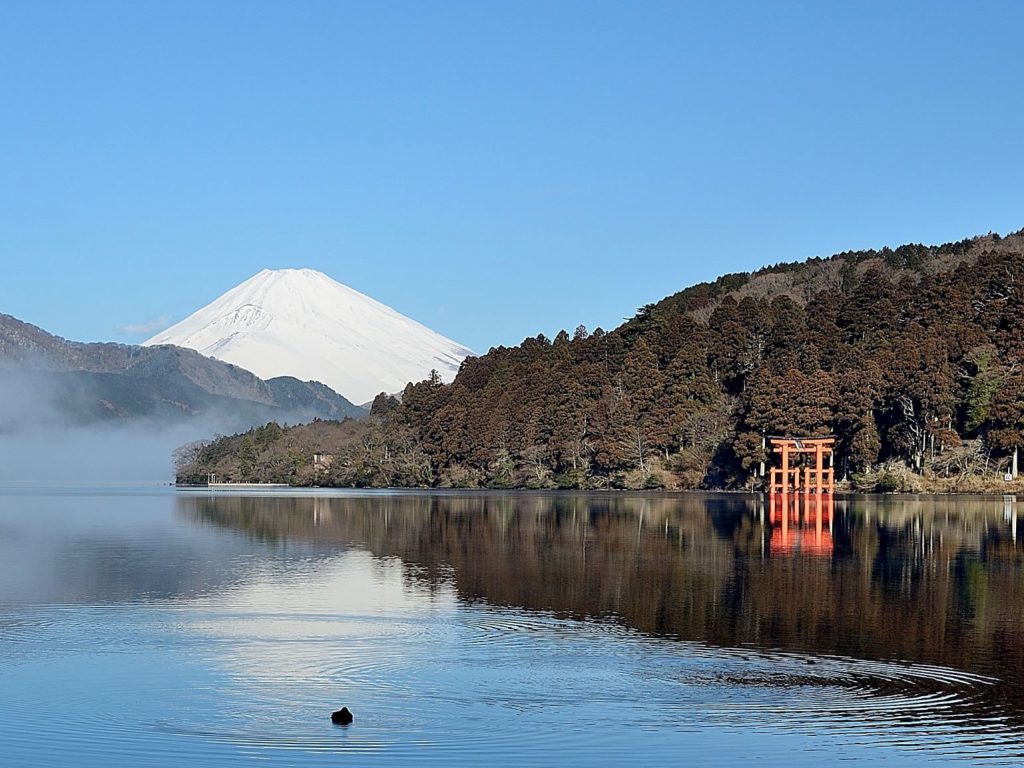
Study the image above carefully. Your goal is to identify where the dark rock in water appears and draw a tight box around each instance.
[331,707,353,725]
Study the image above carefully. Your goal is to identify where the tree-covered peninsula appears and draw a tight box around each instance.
[178,229,1024,492]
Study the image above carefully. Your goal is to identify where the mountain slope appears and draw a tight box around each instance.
[0,313,365,430]
[181,228,1024,491]
[144,268,473,403]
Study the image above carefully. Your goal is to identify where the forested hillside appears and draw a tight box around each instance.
[179,229,1024,491]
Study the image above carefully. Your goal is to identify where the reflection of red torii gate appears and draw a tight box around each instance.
[768,493,834,556]
[768,436,835,494]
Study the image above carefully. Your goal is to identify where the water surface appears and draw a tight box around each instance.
[1,489,1022,766]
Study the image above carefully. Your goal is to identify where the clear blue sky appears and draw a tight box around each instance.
[2,1,1022,353]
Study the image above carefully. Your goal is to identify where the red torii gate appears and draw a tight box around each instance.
[768,436,835,494]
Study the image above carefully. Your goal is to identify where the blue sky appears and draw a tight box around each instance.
[2,1,1022,353]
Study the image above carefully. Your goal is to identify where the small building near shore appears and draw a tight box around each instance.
[313,452,335,470]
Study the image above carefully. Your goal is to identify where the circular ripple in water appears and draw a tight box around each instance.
[667,647,1024,762]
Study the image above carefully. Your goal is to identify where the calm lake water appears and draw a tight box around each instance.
[1,490,1023,766]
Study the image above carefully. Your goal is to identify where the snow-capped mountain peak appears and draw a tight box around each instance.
[143,268,473,403]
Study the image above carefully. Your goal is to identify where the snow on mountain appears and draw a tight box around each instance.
[143,268,473,404]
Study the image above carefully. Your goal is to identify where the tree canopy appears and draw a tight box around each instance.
[181,229,1024,491]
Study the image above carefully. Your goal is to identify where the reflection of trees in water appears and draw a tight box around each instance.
[179,492,1024,688]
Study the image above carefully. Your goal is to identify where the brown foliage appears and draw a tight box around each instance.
[184,229,1024,489]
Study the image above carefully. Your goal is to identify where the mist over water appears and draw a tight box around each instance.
[0,423,193,487]
[0,370,275,487]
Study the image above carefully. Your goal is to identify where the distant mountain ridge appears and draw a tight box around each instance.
[0,313,365,430]
[144,268,473,403]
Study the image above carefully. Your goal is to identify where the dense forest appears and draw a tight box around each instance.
[178,229,1024,491]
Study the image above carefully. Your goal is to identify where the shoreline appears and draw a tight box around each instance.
[172,483,1023,496]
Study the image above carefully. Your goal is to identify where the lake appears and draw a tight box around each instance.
[1,489,1022,766]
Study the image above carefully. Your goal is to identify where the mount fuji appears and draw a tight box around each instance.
[144,268,473,404]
